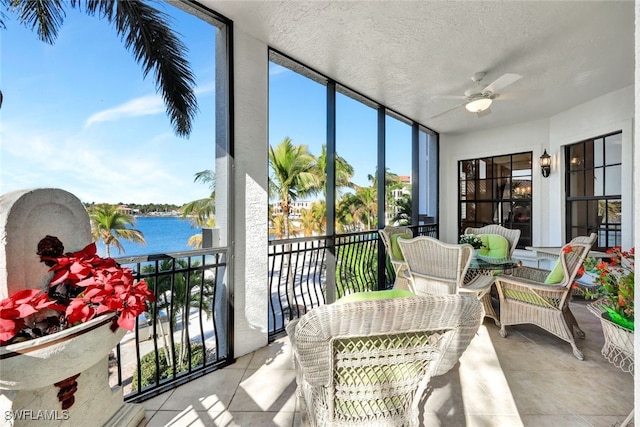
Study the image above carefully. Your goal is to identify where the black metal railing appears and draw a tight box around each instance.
[110,223,439,400]
[268,224,438,340]
[112,248,231,402]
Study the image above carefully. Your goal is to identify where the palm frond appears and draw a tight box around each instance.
[4,0,66,43]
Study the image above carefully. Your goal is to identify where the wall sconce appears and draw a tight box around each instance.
[539,149,551,178]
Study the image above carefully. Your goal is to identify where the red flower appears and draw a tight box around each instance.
[0,238,155,345]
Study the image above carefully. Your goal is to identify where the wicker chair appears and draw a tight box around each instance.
[286,294,483,427]
[397,236,495,301]
[378,226,414,290]
[494,233,597,360]
[464,224,521,256]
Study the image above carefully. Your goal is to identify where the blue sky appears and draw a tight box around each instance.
[1,2,411,206]
[1,3,216,205]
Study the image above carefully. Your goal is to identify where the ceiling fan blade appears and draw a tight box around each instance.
[476,107,492,118]
[430,103,465,119]
[483,73,522,94]
[431,95,467,100]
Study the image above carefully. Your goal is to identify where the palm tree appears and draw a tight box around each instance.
[390,193,412,225]
[89,204,146,257]
[269,214,287,240]
[187,218,216,249]
[141,258,216,369]
[268,137,320,238]
[182,170,216,226]
[299,201,326,237]
[1,0,197,137]
[315,145,356,198]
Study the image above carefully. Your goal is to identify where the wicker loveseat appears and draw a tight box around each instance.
[286,293,483,426]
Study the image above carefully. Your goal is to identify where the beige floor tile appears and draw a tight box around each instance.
[228,368,297,413]
[141,299,634,426]
[155,368,246,412]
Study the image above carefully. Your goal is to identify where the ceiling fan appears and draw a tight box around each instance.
[431,72,523,119]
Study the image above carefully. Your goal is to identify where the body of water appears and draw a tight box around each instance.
[96,216,199,258]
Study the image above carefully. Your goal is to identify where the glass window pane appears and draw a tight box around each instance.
[493,156,510,177]
[593,138,604,167]
[512,153,532,174]
[475,202,494,225]
[605,133,622,165]
[478,158,491,179]
[418,130,437,225]
[568,143,585,171]
[604,165,622,195]
[336,92,376,232]
[593,168,604,196]
[568,171,584,197]
[385,115,412,226]
[269,62,326,238]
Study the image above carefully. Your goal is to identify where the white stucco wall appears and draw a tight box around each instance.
[440,85,634,249]
[232,27,269,357]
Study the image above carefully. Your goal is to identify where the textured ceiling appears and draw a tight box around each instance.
[203,1,635,135]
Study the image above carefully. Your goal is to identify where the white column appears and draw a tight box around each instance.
[231,27,269,357]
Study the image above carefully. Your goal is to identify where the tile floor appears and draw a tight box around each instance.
[139,299,634,426]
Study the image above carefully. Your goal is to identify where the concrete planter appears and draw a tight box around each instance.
[0,314,125,390]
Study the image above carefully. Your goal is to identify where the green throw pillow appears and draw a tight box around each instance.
[390,233,406,260]
[336,289,415,304]
[477,234,509,258]
[544,258,565,284]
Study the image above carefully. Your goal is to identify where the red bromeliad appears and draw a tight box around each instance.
[0,236,155,345]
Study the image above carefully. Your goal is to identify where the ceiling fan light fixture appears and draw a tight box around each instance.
[465,97,493,113]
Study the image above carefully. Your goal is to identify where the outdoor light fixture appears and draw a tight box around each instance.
[540,149,551,178]
[465,97,493,113]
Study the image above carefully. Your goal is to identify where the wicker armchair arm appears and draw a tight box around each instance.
[494,275,565,293]
[495,276,567,309]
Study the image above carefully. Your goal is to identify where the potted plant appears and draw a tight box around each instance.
[0,236,155,390]
[459,234,485,258]
[584,246,634,372]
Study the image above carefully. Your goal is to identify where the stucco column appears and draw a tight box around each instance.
[231,27,269,357]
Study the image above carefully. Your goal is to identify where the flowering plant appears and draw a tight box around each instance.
[459,234,485,249]
[584,247,634,331]
[0,236,155,345]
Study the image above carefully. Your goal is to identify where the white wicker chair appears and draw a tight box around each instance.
[494,233,597,360]
[463,224,521,326]
[286,295,483,427]
[397,236,495,305]
[464,224,521,256]
[378,226,414,290]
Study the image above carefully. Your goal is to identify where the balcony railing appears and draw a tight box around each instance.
[112,224,437,402]
[113,248,231,403]
[268,224,438,339]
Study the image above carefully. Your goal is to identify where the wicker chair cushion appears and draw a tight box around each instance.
[333,333,427,417]
[477,234,509,258]
[336,289,415,304]
[544,258,565,284]
[390,233,406,260]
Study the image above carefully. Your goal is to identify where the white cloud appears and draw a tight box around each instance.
[1,122,207,205]
[84,95,164,127]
